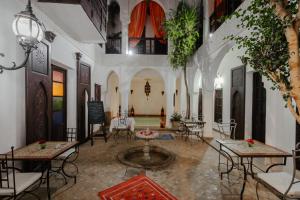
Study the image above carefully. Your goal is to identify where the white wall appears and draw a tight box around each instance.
[129,79,166,115]
[106,72,120,117]
[0,0,99,153]
[187,0,296,156]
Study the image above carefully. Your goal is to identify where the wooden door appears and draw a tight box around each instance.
[26,41,52,144]
[52,66,67,141]
[214,89,223,122]
[76,53,91,143]
[198,88,202,120]
[252,72,266,143]
[230,66,246,139]
[95,84,101,101]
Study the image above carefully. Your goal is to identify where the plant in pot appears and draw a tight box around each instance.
[170,112,182,129]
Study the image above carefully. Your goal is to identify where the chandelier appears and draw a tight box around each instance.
[144,80,151,100]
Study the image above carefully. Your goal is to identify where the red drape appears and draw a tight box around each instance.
[214,0,225,17]
[128,1,147,48]
[149,1,166,44]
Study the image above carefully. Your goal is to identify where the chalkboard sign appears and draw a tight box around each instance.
[88,101,105,124]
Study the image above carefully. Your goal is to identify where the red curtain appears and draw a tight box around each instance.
[128,1,147,48]
[214,0,225,17]
[149,1,166,44]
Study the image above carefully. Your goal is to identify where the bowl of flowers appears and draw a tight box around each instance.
[246,138,255,147]
[38,139,47,149]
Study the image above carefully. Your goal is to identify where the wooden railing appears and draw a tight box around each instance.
[128,37,168,55]
[106,37,122,54]
[81,0,107,38]
[210,0,244,33]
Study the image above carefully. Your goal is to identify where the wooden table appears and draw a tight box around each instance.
[5,141,79,200]
[216,139,292,200]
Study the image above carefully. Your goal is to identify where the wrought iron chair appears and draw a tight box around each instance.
[0,147,42,199]
[52,128,79,184]
[187,121,205,142]
[113,114,132,142]
[217,119,237,139]
[256,143,300,200]
[217,119,239,173]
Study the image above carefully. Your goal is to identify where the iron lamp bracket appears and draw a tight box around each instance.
[0,47,32,74]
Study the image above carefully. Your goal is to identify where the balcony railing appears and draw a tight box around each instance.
[210,0,244,33]
[106,37,122,54]
[128,37,168,55]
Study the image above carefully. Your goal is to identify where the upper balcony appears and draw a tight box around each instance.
[210,0,244,33]
[105,0,167,55]
[36,0,107,43]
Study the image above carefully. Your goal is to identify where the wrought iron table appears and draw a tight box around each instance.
[3,141,79,200]
[216,139,292,200]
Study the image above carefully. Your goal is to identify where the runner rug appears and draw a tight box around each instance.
[98,175,178,200]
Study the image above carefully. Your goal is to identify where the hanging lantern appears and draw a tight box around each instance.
[144,80,151,100]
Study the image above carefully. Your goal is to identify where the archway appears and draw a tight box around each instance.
[193,68,202,119]
[128,0,167,55]
[106,0,122,54]
[128,69,166,127]
[106,71,121,119]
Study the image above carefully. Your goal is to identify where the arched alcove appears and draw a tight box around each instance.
[128,68,166,117]
[106,71,121,118]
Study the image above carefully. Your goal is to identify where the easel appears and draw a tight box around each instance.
[88,100,107,146]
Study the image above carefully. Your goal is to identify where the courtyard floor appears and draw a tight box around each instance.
[28,132,279,200]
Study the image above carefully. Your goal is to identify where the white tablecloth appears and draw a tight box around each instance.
[109,117,135,132]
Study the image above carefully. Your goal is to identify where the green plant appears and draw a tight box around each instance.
[164,1,199,118]
[170,112,182,122]
[226,0,300,124]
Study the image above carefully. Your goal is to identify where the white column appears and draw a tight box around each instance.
[202,72,214,137]
[119,0,130,55]
[203,0,210,41]
[119,84,130,113]
[165,73,176,128]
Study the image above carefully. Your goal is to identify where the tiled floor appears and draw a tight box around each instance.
[30,132,279,200]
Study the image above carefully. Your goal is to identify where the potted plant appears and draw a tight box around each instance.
[170,112,182,129]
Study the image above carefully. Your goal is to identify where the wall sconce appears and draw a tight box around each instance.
[115,87,118,93]
[144,80,151,100]
[176,89,178,96]
[131,89,133,94]
[0,0,45,73]
[161,91,164,96]
[214,74,224,89]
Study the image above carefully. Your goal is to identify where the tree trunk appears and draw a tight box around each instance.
[183,66,190,119]
[285,27,300,124]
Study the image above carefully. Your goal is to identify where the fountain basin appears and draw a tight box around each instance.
[117,146,175,170]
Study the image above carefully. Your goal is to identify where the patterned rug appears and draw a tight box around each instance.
[99,175,178,200]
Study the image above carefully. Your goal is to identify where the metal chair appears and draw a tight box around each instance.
[113,115,132,142]
[0,147,42,199]
[217,119,237,139]
[217,119,239,173]
[187,122,205,142]
[256,143,300,200]
[52,128,79,184]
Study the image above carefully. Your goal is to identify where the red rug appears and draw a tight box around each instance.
[99,175,178,200]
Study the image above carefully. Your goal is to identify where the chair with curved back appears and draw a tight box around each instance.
[52,128,79,184]
[0,147,42,199]
[256,143,300,200]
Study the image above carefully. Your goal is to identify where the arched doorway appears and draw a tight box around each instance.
[106,0,122,54]
[128,0,167,55]
[128,69,166,127]
[106,71,121,118]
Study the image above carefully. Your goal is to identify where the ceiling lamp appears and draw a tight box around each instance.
[144,80,151,100]
[0,0,45,73]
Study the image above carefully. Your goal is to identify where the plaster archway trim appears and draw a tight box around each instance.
[104,69,120,93]
[129,0,166,16]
